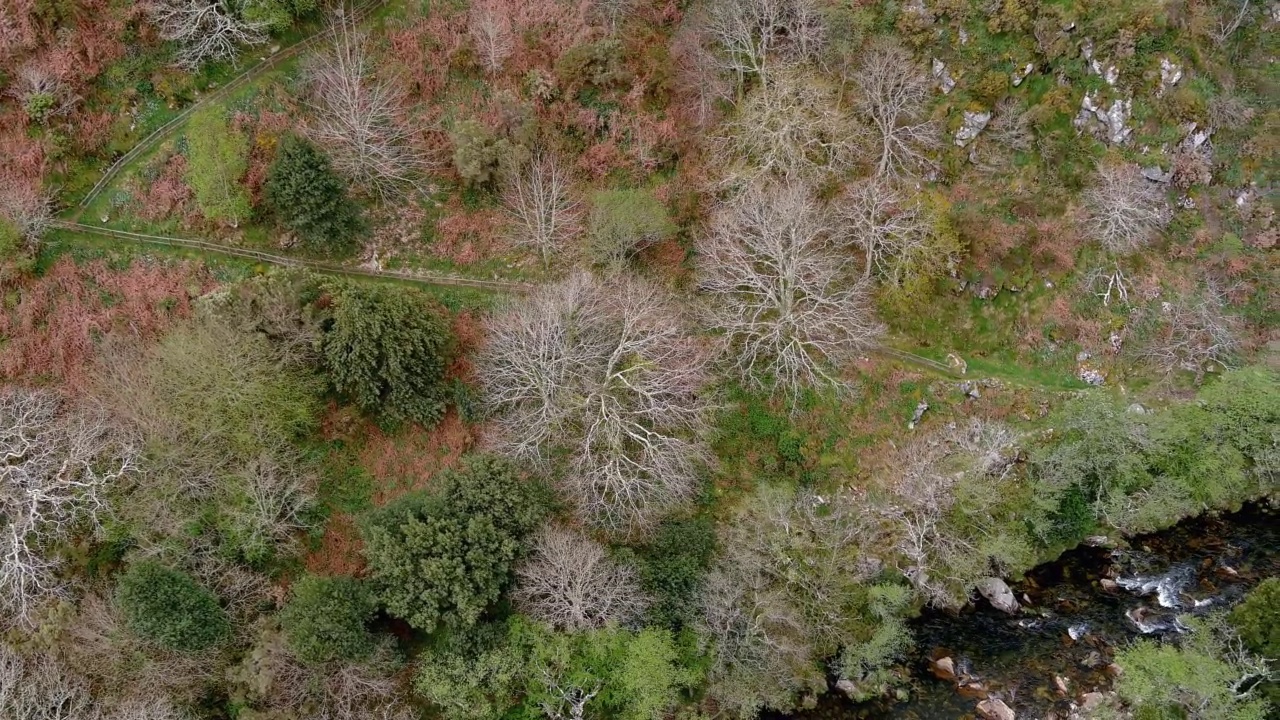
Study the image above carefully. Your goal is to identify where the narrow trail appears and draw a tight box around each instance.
[73,0,386,216]
[51,221,534,293]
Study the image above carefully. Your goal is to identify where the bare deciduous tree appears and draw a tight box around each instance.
[0,644,94,720]
[697,486,879,715]
[307,11,431,200]
[145,0,268,70]
[696,0,825,91]
[0,390,137,628]
[502,153,581,267]
[469,0,515,74]
[514,526,647,631]
[837,176,947,288]
[10,63,78,124]
[477,273,712,534]
[594,0,635,33]
[851,39,939,178]
[1133,285,1242,383]
[1083,163,1173,254]
[0,181,54,247]
[223,454,316,559]
[698,181,883,398]
[879,419,1020,609]
[714,64,855,182]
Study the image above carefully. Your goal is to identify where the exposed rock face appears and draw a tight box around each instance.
[1159,57,1183,94]
[1076,93,1132,144]
[955,110,992,147]
[1012,62,1034,86]
[977,697,1017,720]
[933,58,956,94]
[977,577,1020,614]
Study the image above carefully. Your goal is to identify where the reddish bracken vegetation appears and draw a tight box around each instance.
[0,257,213,390]
[304,512,366,577]
[358,410,475,505]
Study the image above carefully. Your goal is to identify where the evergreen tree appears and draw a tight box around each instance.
[320,281,452,428]
[360,456,548,633]
[186,107,251,227]
[116,560,230,652]
[280,574,377,664]
[265,135,364,254]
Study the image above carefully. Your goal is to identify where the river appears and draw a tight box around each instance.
[783,502,1280,719]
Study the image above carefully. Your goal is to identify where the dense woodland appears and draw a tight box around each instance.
[0,0,1277,718]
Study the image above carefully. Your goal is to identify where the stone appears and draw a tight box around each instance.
[1012,62,1034,87]
[977,698,1016,720]
[931,656,957,681]
[955,110,993,147]
[1080,692,1106,711]
[1141,166,1172,183]
[1100,578,1119,591]
[959,681,990,699]
[1084,535,1111,546]
[1106,663,1124,677]
[933,58,956,94]
[1076,92,1133,145]
[1159,57,1183,93]
[978,577,1020,614]
[835,678,859,698]
[908,401,929,429]
[1078,367,1106,386]
[1054,676,1070,696]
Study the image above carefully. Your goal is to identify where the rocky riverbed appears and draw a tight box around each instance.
[780,502,1279,720]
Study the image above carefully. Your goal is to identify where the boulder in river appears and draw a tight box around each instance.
[977,697,1016,720]
[930,656,957,681]
[977,577,1020,613]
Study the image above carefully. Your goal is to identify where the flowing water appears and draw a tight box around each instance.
[783,503,1280,720]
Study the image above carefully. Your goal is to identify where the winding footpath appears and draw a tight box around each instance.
[74,0,386,214]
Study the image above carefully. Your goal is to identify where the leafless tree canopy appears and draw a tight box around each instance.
[1133,285,1242,383]
[837,176,942,286]
[307,11,430,199]
[477,273,713,534]
[0,643,95,720]
[879,419,1020,609]
[502,153,582,267]
[514,526,648,631]
[698,181,883,399]
[0,182,54,247]
[696,0,825,90]
[714,64,855,183]
[1083,163,1173,254]
[851,39,939,178]
[227,627,412,720]
[469,0,515,74]
[0,389,137,628]
[698,486,881,715]
[146,0,268,70]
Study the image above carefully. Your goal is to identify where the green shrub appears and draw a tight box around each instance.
[1113,615,1271,720]
[414,621,527,720]
[280,574,377,664]
[116,560,229,651]
[360,456,548,632]
[450,119,526,187]
[185,106,251,227]
[587,188,676,271]
[320,282,454,428]
[265,136,365,254]
[1230,578,1280,660]
[638,517,716,630]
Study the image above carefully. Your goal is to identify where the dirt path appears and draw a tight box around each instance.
[72,0,386,217]
[51,221,533,294]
